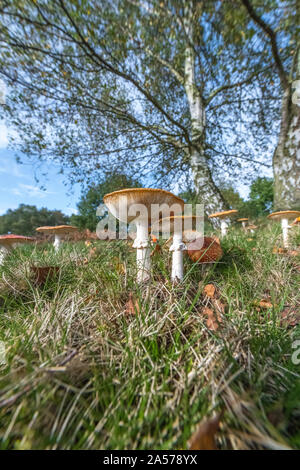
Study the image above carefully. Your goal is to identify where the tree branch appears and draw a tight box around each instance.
[241,0,288,89]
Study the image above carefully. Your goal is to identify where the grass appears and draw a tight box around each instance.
[0,224,299,450]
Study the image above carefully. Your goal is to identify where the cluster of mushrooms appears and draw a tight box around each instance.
[103,188,300,283]
[0,188,299,283]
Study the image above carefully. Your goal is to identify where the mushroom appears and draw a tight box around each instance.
[208,210,238,237]
[237,218,249,229]
[36,225,78,251]
[245,224,258,234]
[153,215,201,282]
[186,234,223,264]
[0,234,35,264]
[103,188,184,283]
[267,211,300,248]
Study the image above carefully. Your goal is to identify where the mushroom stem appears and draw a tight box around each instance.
[242,221,246,229]
[53,234,62,252]
[169,233,186,282]
[281,218,290,248]
[132,220,151,283]
[0,246,10,265]
[220,219,228,238]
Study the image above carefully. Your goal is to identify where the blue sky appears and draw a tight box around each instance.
[0,122,81,216]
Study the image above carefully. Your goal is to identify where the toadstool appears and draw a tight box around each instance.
[267,211,300,248]
[208,210,238,237]
[104,188,184,283]
[36,225,78,252]
[0,234,35,264]
[237,218,249,229]
[153,215,201,282]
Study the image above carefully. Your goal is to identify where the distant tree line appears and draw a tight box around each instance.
[0,204,69,236]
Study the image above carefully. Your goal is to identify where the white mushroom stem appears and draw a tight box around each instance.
[242,221,246,229]
[169,233,186,282]
[0,246,10,265]
[132,220,151,283]
[53,234,62,252]
[281,218,290,248]
[220,219,228,238]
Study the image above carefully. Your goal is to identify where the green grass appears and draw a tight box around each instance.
[0,225,299,450]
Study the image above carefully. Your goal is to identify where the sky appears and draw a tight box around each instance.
[0,122,81,216]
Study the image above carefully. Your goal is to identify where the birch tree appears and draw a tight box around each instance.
[241,0,300,210]
[0,0,273,214]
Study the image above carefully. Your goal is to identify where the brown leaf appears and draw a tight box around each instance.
[256,299,275,309]
[125,292,140,316]
[202,307,221,331]
[280,307,300,327]
[150,243,162,257]
[31,266,60,287]
[188,413,222,450]
[203,283,216,298]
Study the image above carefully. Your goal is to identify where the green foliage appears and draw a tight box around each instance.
[70,173,141,231]
[0,204,69,236]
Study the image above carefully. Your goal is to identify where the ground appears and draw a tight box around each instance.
[0,222,299,450]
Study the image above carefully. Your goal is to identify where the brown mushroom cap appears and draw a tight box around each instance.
[104,188,184,223]
[237,218,249,222]
[36,225,78,235]
[267,210,300,221]
[0,234,35,247]
[208,209,238,219]
[245,224,258,230]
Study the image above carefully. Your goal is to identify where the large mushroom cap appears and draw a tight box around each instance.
[267,210,300,221]
[208,209,238,219]
[103,188,184,223]
[36,225,78,235]
[0,234,35,247]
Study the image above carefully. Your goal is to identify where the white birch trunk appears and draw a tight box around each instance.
[183,2,227,216]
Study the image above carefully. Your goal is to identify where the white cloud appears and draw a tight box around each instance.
[0,122,8,149]
[18,184,56,198]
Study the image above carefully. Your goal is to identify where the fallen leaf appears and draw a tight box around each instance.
[202,306,222,331]
[287,250,300,257]
[150,243,162,257]
[280,307,300,327]
[255,299,275,309]
[31,266,60,287]
[188,413,222,450]
[125,292,140,315]
[203,283,216,298]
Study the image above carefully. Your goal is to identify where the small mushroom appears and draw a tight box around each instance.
[36,225,78,251]
[0,234,35,264]
[245,224,258,234]
[104,188,184,283]
[208,210,238,237]
[267,211,300,248]
[237,218,249,229]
